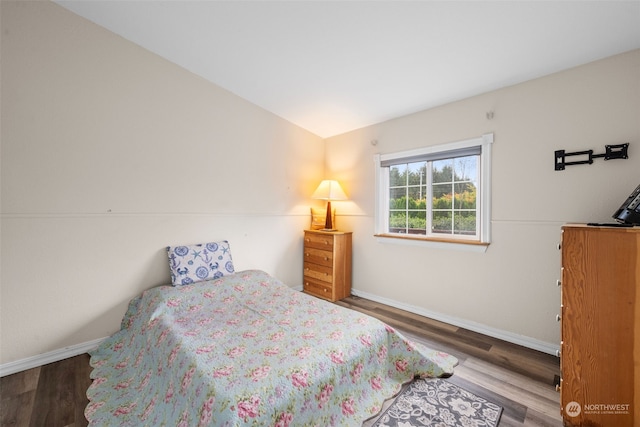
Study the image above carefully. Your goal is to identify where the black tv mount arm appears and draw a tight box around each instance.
[554,143,629,171]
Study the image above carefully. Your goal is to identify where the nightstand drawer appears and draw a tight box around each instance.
[303,262,333,283]
[304,247,333,267]
[303,277,333,298]
[303,233,334,250]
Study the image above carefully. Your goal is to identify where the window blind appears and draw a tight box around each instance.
[380,145,481,167]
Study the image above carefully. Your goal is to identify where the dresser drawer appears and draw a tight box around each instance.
[303,262,333,283]
[304,247,333,267]
[303,277,333,299]
[303,232,334,250]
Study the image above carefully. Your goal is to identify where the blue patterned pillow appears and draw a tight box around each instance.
[166,241,235,286]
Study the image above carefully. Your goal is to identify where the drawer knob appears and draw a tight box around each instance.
[555,384,561,392]
[324,257,329,261]
[556,279,561,287]
[557,243,561,250]
[324,241,329,245]
[556,349,561,357]
[556,314,561,322]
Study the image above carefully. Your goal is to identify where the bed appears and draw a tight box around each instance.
[86,265,457,426]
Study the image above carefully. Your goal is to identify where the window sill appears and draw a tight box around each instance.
[374,233,489,252]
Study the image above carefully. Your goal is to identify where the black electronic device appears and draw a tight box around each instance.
[612,183,640,225]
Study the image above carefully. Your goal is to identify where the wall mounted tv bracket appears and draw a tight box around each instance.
[554,143,629,171]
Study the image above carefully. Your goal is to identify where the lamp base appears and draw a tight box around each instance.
[320,228,338,232]
[324,200,334,230]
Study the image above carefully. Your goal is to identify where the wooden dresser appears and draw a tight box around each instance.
[559,224,639,426]
[303,230,352,302]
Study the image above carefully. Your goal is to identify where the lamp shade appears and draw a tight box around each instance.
[311,180,348,201]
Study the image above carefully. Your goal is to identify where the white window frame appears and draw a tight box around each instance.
[374,133,493,251]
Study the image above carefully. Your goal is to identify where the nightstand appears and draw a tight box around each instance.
[303,230,352,302]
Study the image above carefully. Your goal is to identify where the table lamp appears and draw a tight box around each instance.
[311,180,348,231]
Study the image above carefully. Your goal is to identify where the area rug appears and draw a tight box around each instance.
[371,378,503,427]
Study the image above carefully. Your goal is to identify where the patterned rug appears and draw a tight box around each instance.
[371,378,503,427]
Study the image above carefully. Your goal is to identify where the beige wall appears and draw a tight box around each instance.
[2,0,638,367]
[0,1,324,365]
[325,49,640,352]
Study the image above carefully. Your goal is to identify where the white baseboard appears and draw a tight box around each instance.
[350,288,560,356]
[0,337,107,377]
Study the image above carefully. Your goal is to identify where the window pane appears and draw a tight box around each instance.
[454,182,476,209]
[453,156,477,181]
[389,165,407,186]
[389,211,406,233]
[407,186,425,207]
[389,187,406,209]
[432,211,452,234]
[454,211,476,235]
[432,159,453,183]
[407,162,426,185]
[432,183,452,209]
[408,210,426,234]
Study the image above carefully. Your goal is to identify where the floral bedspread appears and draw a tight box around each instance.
[86,270,457,426]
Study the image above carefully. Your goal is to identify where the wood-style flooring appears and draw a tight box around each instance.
[1,353,92,427]
[337,296,562,426]
[0,295,562,426]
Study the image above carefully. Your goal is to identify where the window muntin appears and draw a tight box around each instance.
[375,133,492,246]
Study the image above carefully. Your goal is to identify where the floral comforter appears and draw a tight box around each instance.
[86,270,457,426]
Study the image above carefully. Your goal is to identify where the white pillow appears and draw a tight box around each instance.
[166,241,234,286]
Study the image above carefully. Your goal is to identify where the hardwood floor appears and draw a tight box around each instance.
[337,296,562,426]
[1,353,92,427]
[0,296,562,426]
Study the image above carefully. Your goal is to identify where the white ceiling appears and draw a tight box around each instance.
[55,1,640,138]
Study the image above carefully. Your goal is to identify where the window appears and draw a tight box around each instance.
[374,133,493,247]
